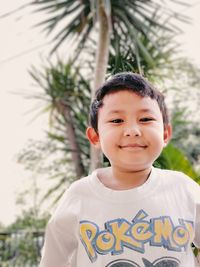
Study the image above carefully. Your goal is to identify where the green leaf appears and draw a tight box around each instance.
[155,143,199,182]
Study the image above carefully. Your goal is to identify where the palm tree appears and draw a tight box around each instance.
[29,60,90,179]
[29,0,189,170]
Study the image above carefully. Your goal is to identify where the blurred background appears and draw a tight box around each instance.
[0,0,200,265]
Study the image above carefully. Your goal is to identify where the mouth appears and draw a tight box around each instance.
[119,144,147,149]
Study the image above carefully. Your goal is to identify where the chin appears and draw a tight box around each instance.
[121,163,152,172]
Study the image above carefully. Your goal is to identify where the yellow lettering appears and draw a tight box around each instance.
[173,226,189,247]
[153,217,178,249]
[109,220,141,252]
[96,231,115,253]
[80,222,98,261]
[184,221,194,242]
[131,222,153,241]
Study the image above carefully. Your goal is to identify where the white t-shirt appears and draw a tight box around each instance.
[39,167,200,267]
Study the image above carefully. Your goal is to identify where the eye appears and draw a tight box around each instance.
[110,119,124,123]
[140,117,155,122]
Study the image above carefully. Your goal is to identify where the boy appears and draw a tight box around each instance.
[39,72,200,267]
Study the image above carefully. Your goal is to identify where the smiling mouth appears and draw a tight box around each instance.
[119,144,147,149]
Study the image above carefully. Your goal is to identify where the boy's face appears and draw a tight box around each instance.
[87,90,171,172]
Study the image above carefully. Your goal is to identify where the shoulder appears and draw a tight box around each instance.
[154,167,200,201]
[49,174,92,224]
[57,173,92,206]
[68,173,92,196]
[154,167,197,184]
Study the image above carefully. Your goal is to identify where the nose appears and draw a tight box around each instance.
[124,124,141,137]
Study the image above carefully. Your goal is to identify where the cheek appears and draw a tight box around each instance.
[147,128,164,143]
[99,127,118,140]
[97,130,109,147]
[98,129,118,152]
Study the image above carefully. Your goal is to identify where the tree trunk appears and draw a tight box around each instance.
[56,101,85,179]
[90,0,111,172]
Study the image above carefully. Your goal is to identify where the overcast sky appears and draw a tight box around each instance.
[0,1,200,225]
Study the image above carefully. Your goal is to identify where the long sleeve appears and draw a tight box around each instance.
[194,204,200,249]
[39,189,79,267]
[39,218,71,267]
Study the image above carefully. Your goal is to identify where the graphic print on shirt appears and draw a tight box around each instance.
[105,257,180,267]
[79,209,194,263]
[106,259,140,267]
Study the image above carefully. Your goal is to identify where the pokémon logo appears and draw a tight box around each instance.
[79,210,193,262]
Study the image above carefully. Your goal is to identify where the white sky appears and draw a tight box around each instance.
[0,1,200,226]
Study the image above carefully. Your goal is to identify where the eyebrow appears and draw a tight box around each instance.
[107,108,156,114]
[107,110,125,114]
[139,108,156,114]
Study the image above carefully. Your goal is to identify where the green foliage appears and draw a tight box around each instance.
[0,209,48,267]
[29,0,189,70]
[107,26,178,79]
[0,232,42,267]
[155,143,199,183]
[193,246,199,257]
[170,102,200,167]
[17,60,92,206]
[6,209,49,232]
[29,60,91,174]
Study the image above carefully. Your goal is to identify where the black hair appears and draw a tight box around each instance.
[89,72,169,133]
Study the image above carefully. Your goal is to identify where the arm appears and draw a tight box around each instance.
[39,218,74,267]
[39,190,78,267]
[194,185,200,267]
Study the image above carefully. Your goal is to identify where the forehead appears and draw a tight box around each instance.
[99,90,161,115]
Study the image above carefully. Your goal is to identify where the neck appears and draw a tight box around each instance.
[97,166,152,190]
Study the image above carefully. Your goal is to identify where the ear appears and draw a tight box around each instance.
[86,127,101,148]
[163,124,172,147]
